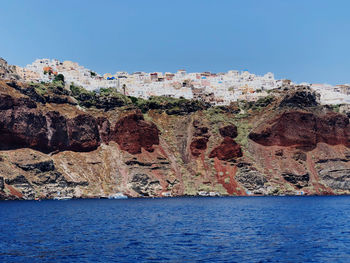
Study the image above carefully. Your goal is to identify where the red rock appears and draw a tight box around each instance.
[111,111,159,154]
[219,124,238,138]
[190,137,209,156]
[209,137,242,160]
[249,111,350,149]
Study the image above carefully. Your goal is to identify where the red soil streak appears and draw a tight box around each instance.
[158,144,169,159]
[6,185,23,198]
[249,143,276,178]
[143,142,185,195]
[306,152,334,195]
[213,158,246,195]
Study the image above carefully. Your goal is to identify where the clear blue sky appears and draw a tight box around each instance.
[1,0,350,84]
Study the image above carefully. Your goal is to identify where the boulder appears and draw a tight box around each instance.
[209,137,243,160]
[219,124,238,138]
[190,137,209,157]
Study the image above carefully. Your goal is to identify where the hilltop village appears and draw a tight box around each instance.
[14,58,350,106]
[2,56,350,199]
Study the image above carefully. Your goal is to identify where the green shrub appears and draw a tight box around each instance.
[54,74,65,83]
[70,84,90,97]
[331,104,341,113]
[31,83,48,96]
[129,96,209,114]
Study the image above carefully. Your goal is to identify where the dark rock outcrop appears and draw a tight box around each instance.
[0,93,37,110]
[0,98,49,151]
[192,120,210,137]
[5,175,30,185]
[125,160,153,167]
[15,160,55,173]
[67,114,101,152]
[46,111,69,151]
[236,163,267,194]
[194,127,209,137]
[130,173,162,196]
[0,177,4,191]
[219,124,238,138]
[279,88,319,108]
[0,91,101,153]
[281,173,309,189]
[293,151,307,162]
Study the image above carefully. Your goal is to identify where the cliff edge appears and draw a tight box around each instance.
[1,80,350,199]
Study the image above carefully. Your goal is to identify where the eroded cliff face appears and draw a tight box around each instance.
[247,109,350,195]
[249,111,350,149]
[1,80,350,199]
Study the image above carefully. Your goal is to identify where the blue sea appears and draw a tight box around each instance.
[1,196,350,262]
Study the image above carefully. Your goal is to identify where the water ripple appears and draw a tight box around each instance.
[1,196,350,262]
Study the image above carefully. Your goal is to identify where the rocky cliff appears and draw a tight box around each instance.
[0,58,20,81]
[1,80,350,199]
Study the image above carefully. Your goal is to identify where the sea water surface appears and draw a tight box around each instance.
[1,196,350,262]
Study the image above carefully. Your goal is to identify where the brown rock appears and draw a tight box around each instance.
[111,111,159,154]
[209,137,243,160]
[0,99,48,151]
[46,111,69,151]
[190,137,209,157]
[67,114,101,152]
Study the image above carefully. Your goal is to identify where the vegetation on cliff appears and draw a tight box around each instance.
[70,85,131,110]
[2,79,350,200]
[129,95,210,114]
